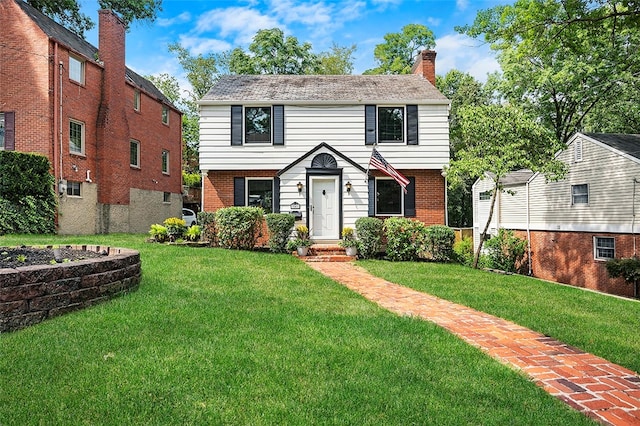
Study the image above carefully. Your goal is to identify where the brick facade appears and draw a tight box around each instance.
[524,230,634,298]
[0,0,182,233]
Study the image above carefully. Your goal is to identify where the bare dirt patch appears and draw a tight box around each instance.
[0,246,107,269]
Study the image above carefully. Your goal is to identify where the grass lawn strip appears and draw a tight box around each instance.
[0,234,594,425]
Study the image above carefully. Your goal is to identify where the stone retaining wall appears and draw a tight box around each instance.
[0,246,141,333]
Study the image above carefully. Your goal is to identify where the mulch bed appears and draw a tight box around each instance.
[0,246,107,269]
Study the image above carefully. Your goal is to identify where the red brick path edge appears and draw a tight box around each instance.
[307,262,640,426]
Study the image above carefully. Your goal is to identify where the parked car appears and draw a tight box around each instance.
[182,208,197,226]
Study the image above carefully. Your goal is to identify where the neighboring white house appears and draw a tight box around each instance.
[472,132,640,298]
[198,51,451,241]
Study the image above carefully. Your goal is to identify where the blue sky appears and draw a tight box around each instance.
[81,0,507,91]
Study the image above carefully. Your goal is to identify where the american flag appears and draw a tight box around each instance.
[369,148,410,193]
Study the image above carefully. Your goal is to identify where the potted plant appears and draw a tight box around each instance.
[287,225,313,256]
[339,227,358,256]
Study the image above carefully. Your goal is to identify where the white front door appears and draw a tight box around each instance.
[310,177,339,239]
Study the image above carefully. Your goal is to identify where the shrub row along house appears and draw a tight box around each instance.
[198,51,450,241]
[473,132,640,298]
[0,0,182,234]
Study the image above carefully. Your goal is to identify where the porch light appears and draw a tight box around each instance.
[297,182,303,193]
[345,181,352,193]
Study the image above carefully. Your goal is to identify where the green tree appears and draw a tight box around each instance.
[445,104,566,268]
[228,28,320,75]
[317,43,356,75]
[168,43,220,100]
[436,70,491,228]
[364,24,435,75]
[459,0,640,142]
[27,0,162,37]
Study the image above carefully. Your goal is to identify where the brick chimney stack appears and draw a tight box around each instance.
[411,50,437,86]
[96,9,130,209]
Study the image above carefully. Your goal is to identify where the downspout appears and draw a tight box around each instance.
[58,51,64,189]
[52,43,63,191]
[633,178,639,257]
[526,180,532,276]
[443,171,448,226]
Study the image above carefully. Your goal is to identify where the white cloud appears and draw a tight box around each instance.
[157,12,191,27]
[194,7,282,45]
[456,0,469,12]
[434,33,500,81]
[268,0,333,26]
[178,35,232,55]
[426,17,442,27]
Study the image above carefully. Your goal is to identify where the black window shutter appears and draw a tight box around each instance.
[231,105,243,146]
[407,105,418,145]
[404,176,416,217]
[365,105,376,145]
[273,105,284,145]
[368,178,375,216]
[4,111,15,151]
[273,177,280,213]
[234,177,245,206]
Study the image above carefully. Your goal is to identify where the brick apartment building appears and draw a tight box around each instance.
[0,0,182,234]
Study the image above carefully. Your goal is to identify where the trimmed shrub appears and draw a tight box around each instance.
[424,225,455,262]
[453,236,474,267]
[606,257,640,284]
[355,217,384,259]
[384,217,428,261]
[197,211,216,246]
[0,151,56,234]
[265,213,295,253]
[163,217,186,241]
[215,207,264,250]
[484,228,527,273]
[149,224,168,242]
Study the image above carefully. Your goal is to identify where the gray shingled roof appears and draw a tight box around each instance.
[583,133,640,161]
[16,0,176,110]
[200,75,449,104]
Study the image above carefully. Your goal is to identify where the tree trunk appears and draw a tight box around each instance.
[473,181,499,269]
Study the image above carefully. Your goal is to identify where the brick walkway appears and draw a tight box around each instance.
[307,262,640,426]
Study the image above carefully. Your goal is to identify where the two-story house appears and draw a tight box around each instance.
[198,51,450,241]
[0,0,182,234]
[473,132,640,298]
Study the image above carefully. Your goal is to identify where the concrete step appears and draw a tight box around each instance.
[303,254,356,263]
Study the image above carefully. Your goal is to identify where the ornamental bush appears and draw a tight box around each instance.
[424,225,455,262]
[149,224,168,242]
[0,151,56,235]
[484,228,527,273]
[384,217,428,261]
[215,207,264,250]
[197,211,216,246]
[355,217,384,259]
[163,217,186,241]
[606,257,640,284]
[265,213,295,253]
[453,236,474,267]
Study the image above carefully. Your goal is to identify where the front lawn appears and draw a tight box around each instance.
[358,260,640,375]
[0,234,594,425]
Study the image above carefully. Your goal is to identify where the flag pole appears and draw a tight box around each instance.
[364,140,378,182]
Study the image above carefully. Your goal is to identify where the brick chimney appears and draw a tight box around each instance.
[96,9,130,210]
[411,50,437,86]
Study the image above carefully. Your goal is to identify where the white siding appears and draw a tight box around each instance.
[472,175,498,251]
[199,104,449,171]
[528,135,640,233]
[499,184,528,229]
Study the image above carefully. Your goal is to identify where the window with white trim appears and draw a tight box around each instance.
[134,90,141,111]
[571,184,589,205]
[130,140,140,167]
[69,55,84,84]
[162,150,169,174]
[66,181,81,197]
[479,191,491,201]
[247,178,274,213]
[594,237,615,260]
[69,119,84,154]
[162,105,169,124]
[378,106,404,143]
[376,178,403,215]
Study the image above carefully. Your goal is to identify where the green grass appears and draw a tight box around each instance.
[358,260,640,375]
[0,234,594,425]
